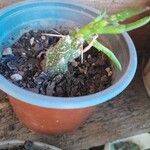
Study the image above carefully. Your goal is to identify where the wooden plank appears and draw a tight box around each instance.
[0,0,150,150]
[0,0,149,13]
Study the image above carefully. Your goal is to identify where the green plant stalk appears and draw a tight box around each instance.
[45,8,150,74]
[75,16,150,37]
[74,8,150,38]
[45,36,81,74]
[100,16,150,34]
[109,7,148,22]
[88,39,122,70]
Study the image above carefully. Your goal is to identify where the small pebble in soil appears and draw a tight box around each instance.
[30,37,35,46]
[11,74,23,81]
[22,52,26,57]
[105,67,113,77]
[105,67,111,73]
[87,54,91,59]
[108,71,113,77]
[71,60,78,67]
[46,81,56,96]
[7,61,18,70]
[34,73,46,85]
[2,47,13,56]
[41,35,46,40]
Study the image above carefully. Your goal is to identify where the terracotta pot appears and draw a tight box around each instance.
[0,0,137,134]
[9,96,95,134]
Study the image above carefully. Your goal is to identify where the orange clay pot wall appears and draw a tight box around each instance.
[9,96,96,134]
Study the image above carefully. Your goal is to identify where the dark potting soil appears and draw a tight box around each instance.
[0,30,112,97]
[1,141,34,150]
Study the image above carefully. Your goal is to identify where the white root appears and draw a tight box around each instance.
[80,44,84,64]
[83,35,98,53]
[79,35,98,63]
[42,33,66,38]
[50,29,62,35]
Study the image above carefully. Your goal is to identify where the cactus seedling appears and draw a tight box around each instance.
[44,8,150,75]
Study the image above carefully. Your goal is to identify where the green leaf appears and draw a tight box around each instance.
[71,11,107,39]
[88,39,122,70]
[109,7,148,22]
[123,16,150,31]
[101,16,150,34]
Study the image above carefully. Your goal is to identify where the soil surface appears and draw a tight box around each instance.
[0,30,112,97]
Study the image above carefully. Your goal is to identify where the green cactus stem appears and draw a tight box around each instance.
[45,8,150,75]
[45,36,83,74]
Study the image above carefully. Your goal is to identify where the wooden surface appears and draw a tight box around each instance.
[0,0,149,13]
[0,0,150,150]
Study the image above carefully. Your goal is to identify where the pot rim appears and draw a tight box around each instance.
[0,140,61,150]
[0,0,137,109]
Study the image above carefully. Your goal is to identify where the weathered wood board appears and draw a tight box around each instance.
[0,0,149,13]
[0,0,150,150]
